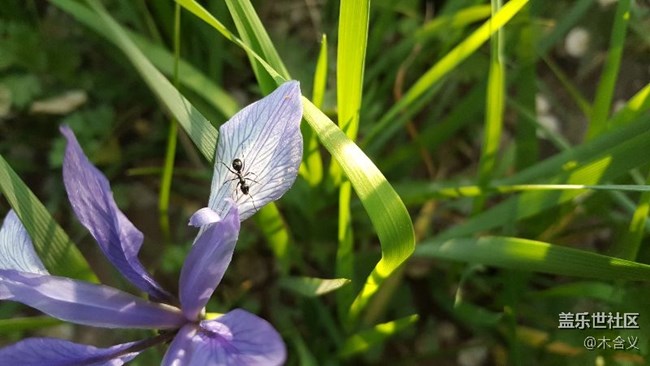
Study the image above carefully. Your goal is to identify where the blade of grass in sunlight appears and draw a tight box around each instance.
[415,236,650,282]
[278,277,351,297]
[397,183,650,204]
[587,0,632,139]
[474,0,505,212]
[223,0,291,93]
[302,100,415,324]
[617,171,650,261]
[339,314,418,358]
[364,0,529,154]
[177,0,416,327]
[298,34,327,187]
[416,4,491,39]
[334,0,371,325]
[0,155,96,281]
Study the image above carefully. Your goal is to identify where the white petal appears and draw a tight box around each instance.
[0,210,48,274]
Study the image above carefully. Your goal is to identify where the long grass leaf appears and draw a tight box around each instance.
[415,236,650,282]
[587,0,632,139]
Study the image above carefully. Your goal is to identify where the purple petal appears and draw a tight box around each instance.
[180,203,240,320]
[189,207,222,227]
[0,210,48,274]
[162,309,286,366]
[208,81,303,221]
[60,125,171,301]
[0,269,184,329]
[0,337,141,366]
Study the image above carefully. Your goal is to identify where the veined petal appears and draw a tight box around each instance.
[61,125,171,301]
[208,81,303,221]
[0,210,48,274]
[0,269,184,329]
[180,203,240,320]
[162,309,286,366]
[0,337,141,366]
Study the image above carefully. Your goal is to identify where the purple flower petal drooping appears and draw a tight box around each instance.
[180,202,240,320]
[0,337,141,366]
[0,269,185,329]
[0,210,48,274]
[60,125,172,302]
[162,309,286,366]
[208,81,303,221]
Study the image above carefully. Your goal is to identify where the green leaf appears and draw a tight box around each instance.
[339,314,418,358]
[415,236,650,282]
[278,276,351,297]
[302,100,415,324]
[223,0,290,93]
[0,155,96,281]
[587,0,632,138]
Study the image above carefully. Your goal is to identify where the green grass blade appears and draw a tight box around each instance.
[158,3,182,244]
[587,0,632,139]
[416,4,491,40]
[415,236,650,282]
[474,0,505,212]
[278,277,351,297]
[334,0,371,324]
[339,314,418,358]
[223,0,291,93]
[617,171,650,261]
[364,0,529,153]
[0,316,62,334]
[302,100,415,324]
[299,34,327,187]
[514,5,538,169]
[0,155,96,281]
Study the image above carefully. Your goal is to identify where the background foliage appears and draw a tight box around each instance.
[1,0,650,365]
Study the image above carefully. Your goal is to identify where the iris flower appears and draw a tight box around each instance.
[0,81,303,365]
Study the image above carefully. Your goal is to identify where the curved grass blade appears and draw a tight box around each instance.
[339,314,418,358]
[278,277,351,298]
[415,236,650,282]
[0,155,96,281]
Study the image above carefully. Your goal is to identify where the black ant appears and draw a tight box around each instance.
[221,158,258,210]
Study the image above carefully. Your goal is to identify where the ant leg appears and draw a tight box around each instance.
[249,194,258,212]
[220,161,238,175]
